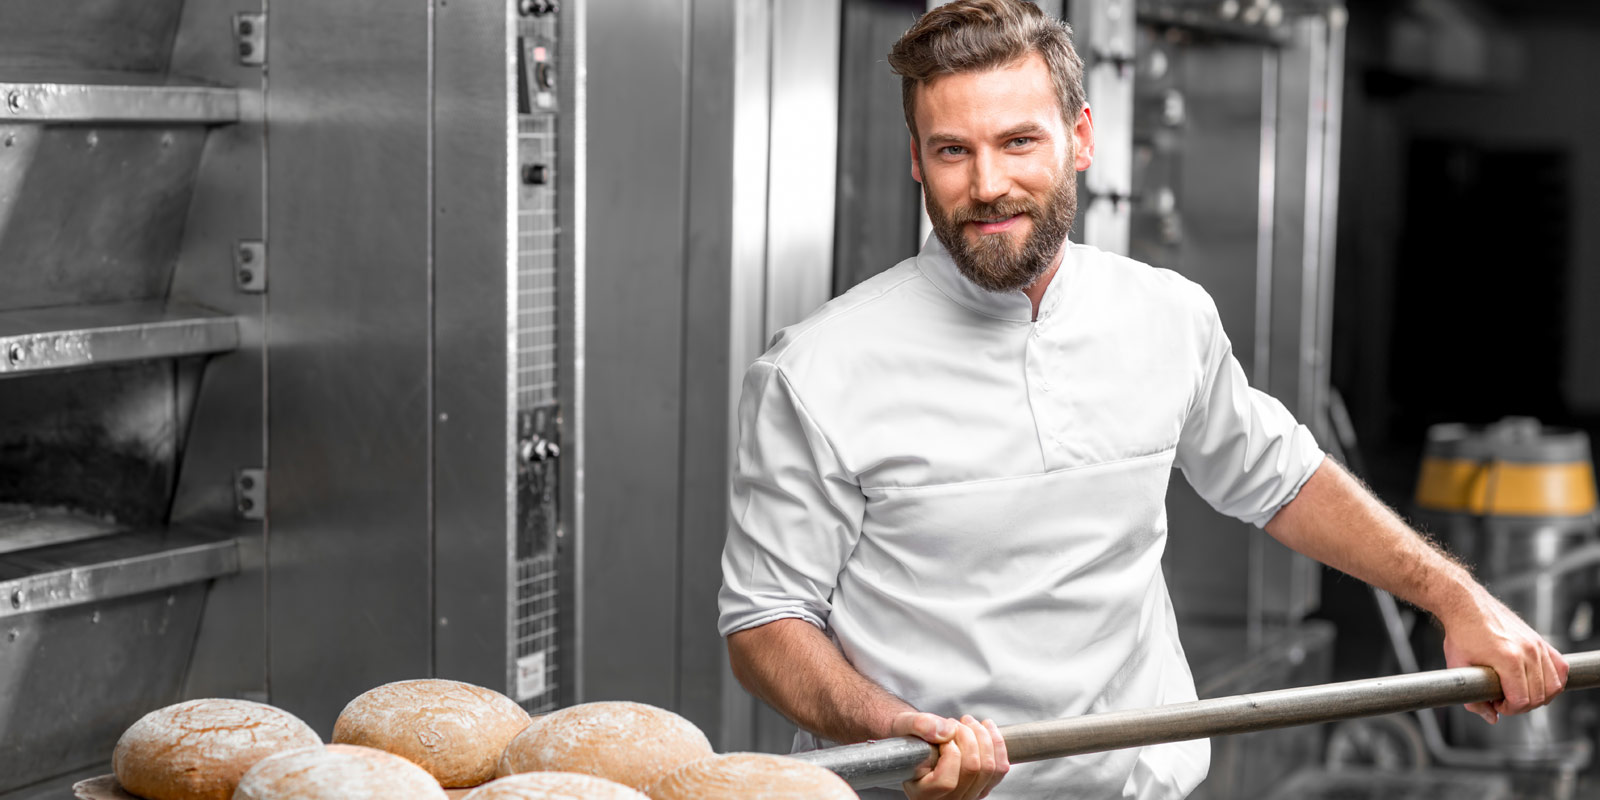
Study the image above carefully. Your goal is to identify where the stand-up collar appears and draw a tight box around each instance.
[915,233,1075,323]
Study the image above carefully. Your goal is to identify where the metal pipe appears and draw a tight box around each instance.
[790,651,1600,789]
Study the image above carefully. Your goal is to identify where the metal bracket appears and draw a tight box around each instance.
[235,468,265,520]
[235,240,266,293]
[234,13,266,66]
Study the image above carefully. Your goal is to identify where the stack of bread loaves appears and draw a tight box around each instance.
[103,683,858,799]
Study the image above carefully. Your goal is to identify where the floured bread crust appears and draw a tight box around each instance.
[332,679,532,787]
[647,753,859,800]
[461,772,648,800]
[111,698,322,800]
[233,744,448,800]
[498,701,712,791]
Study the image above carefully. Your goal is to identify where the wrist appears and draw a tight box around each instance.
[1424,573,1492,629]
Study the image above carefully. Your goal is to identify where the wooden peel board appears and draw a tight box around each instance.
[74,775,478,799]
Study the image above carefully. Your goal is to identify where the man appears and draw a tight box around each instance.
[718,1,1567,798]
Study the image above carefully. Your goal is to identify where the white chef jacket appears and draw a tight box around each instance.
[718,235,1324,799]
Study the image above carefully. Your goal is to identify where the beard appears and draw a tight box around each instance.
[925,167,1078,294]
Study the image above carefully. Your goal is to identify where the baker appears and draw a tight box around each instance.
[717,1,1567,798]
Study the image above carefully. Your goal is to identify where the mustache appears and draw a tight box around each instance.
[947,198,1040,225]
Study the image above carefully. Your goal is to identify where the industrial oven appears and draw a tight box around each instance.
[4,0,1354,796]
[0,1,579,794]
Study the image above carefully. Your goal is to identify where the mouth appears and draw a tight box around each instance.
[968,214,1023,235]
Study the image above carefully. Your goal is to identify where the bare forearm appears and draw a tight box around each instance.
[726,618,915,744]
[1264,457,1481,623]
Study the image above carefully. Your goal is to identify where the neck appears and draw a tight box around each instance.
[1022,245,1068,321]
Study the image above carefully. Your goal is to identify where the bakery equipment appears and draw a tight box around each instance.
[793,650,1600,789]
[1,0,579,794]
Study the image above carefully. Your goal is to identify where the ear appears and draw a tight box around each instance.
[909,133,923,184]
[1072,106,1095,171]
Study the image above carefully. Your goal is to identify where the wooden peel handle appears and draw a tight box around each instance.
[790,650,1600,789]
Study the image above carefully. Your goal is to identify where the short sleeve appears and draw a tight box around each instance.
[718,360,867,636]
[1174,292,1326,527]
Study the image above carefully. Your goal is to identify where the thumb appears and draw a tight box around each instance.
[893,712,958,743]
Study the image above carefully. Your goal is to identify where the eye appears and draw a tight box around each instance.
[1007,137,1034,148]
[939,145,966,156]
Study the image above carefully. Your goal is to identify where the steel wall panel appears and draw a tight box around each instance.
[763,0,840,337]
[680,0,739,742]
[582,0,689,707]
[166,0,270,701]
[265,0,434,734]
[0,0,182,76]
[432,0,513,693]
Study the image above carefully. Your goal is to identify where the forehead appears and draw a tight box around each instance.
[913,52,1061,142]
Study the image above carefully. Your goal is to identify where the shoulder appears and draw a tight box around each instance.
[1064,242,1219,328]
[755,257,930,376]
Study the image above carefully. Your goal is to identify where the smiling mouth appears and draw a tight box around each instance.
[969,213,1023,233]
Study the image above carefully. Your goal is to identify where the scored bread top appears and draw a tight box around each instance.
[333,679,532,788]
[498,701,713,792]
[112,698,322,800]
[647,753,859,800]
[461,772,649,800]
[234,744,449,800]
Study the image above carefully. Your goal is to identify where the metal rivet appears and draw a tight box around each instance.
[5,630,16,642]
[239,268,255,285]
[239,19,255,35]
[240,246,255,264]
[10,590,22,609]
[7,343,24,365]
[240,475,255,490]
[240,497,255,512]
[2,134,13,147]
[6,92,22,113]
[91,611,101,624]
[239,42,255,58]
[86,130,98,148]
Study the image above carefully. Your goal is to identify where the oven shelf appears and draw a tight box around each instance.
[0,505,121,557]
[0,301,240,377]
[0,527,239,618]
[1,82,240,124]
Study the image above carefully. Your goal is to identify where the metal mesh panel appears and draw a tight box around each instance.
[511,10,560,715]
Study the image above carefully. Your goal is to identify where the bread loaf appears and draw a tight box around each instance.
[232,744,447,800]
[111,698,321,800]
[460,772,648,800]
[497,701,712,791]
[333,679,532,788]
[647,753,859,800]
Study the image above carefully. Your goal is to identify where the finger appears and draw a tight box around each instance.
[1521,642,1547,711]
[950,716,982,799]
[1495,651,1532,716]
[979,719,1009,799]
[1465,700,1498,725]
[961,716,992,800]
[935,735,965,795]
[907,737,963,798]
[1550,641,1570,692]
[899,712,959,743]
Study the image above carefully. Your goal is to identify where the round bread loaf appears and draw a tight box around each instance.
[498,701,712,791]
[332,679,532,788]
[233,744,447,800]
[461,772,648,800]
[112,698,322,800]
[647,753,858,800]
[494,715,545,778]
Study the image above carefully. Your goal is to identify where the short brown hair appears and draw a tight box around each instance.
[888,0,1086,143]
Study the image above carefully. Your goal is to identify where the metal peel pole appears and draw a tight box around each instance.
[789,650,1600,789]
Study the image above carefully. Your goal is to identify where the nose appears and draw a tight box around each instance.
[969,148,1011,205]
